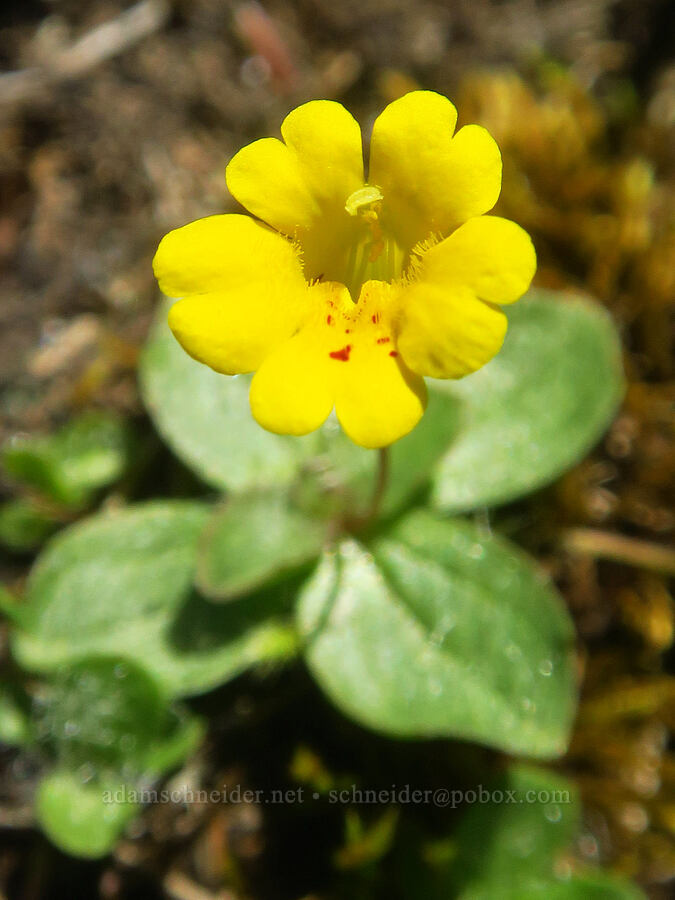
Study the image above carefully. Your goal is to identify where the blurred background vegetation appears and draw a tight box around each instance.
[0,0,674,898]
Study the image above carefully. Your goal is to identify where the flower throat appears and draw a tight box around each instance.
[343,185,406,299]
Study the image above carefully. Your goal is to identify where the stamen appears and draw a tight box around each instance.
[345,185,384,216]
[342,187,407,298]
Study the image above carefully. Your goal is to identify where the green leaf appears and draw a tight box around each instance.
[36,657,169,773]
[298,511,576,756]
[2,411,132,508]
[33,657,205,860]
[440,765,645,899]
[197,491,327,600]
[0,584,28,628]
[0,683,31,746]
[394,767,644,900]
[0,499,59,551]
[506,874,645,900]
[448,765,580,896]
[12,502,298,697]
[431,291,624,512]
[139,304,315,492]
[537,872,646,899]
[142,709,204,776]
[36,771,139,858]
[35,655,204,781]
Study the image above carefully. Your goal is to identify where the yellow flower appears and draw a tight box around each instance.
[153,91,536,449]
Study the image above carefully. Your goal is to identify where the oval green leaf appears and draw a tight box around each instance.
[396,765,644,900]
[36,771,139,859]
[197,491,327,601]
[508,876,646,900]
[431,291,624,512]
[298,511,576,756]
[0,499,60,551]
[447,762,644,898]
[139,304,316,492]
[448,765,579,895]
[0,683,31,746]
[37,656,167,773]
[2,411,132,508]
[12,502,298,697]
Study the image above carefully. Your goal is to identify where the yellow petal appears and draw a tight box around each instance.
[249,329,335,436]
[334,281,427,448]
[281,100,364,214]
[168,278,310,376]
[248,283,351,436]
[369,91,501,248]
[419,216,536,305]
[226,100,364,239]
[226,137,318,235]
[436,125,502,229]
[335,348,427,448]
[397,283,507,380]
[153,214,303,298]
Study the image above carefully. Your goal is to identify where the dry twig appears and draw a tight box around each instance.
[562,528,675,576]
[0,0,170,106]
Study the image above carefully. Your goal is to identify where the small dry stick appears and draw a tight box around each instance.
[0,0,169,106]
[163,870,237,900]
[561,528,675,576]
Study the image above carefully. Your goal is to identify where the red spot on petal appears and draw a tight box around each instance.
[329,345,351,362]
[371,314,379,324]
[326,315,333,325]
[377,337,390,344]
[345,329,351,334]
[389,350,398,357]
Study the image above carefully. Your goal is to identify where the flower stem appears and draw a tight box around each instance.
[366,446,390,524]
[340,446,390,535]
